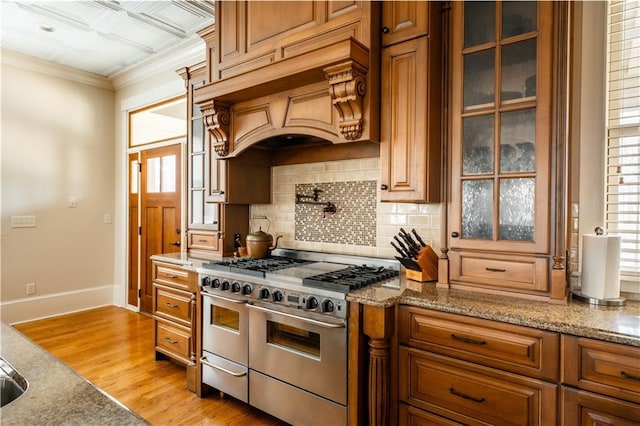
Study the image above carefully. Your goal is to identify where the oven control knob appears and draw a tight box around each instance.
[322,300,335,313]
[221,280,230,291]
[242,284,253,295]
[259,288,270,299]
[201,276,211,287]
[272,290,283,302]
[212,278,221,289]
[231,282,241,293]
[305,296,318,310]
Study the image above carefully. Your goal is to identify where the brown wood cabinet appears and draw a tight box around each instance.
[380,1,442,203]
[561,335,640,424]
[443,1,568,302]
[381,1,429,47]
[152,260,197,392]
[397,305,558,425]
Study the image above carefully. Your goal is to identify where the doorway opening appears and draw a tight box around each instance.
[127,97,186,313]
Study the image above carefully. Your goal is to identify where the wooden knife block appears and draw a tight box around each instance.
[405,246,439,282]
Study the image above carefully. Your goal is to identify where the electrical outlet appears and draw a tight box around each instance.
[26,282,36,295]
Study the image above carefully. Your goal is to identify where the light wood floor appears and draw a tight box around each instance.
[14,306,288,426]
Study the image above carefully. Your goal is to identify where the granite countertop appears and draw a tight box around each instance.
[151,252,640,348]
[0,323,148,426]
[346,276,640,348]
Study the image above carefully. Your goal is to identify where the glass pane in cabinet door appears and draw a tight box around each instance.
[502,38,537,100]
[503,1,537,39]
[464,49,495,108]
[500,109,535,172]
[464,1,495,48]
[192,153,204,189]
[192,119,204,152]
[204,202,217,227]
[499,178,534,241]
[463,115,495,174]
[192,190,203,225]
[462,179,494,239]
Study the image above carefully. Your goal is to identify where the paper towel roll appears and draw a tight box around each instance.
[581,234,621,299]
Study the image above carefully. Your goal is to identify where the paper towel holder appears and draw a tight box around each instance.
[571,227,626,306]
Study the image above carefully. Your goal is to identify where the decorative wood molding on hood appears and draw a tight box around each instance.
[193,37,376,158]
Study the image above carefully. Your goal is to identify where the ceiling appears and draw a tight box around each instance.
[0,1,215,78]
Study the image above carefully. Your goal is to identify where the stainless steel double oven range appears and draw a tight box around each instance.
[198,248,399,426]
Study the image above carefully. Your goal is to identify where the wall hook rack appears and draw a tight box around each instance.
[295,188,337,218]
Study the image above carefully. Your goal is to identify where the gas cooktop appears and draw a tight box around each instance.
[201,249,400,293]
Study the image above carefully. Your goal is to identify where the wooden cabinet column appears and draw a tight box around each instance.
[362,304,395,426]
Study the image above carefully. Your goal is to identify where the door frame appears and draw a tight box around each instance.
[126,137,187,310]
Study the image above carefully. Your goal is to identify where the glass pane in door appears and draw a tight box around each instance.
[267,320,320,358]
[147,157,161,193]
[464,1,495,47]
[462,179,494,239]
[192,190,204,225]
[502,1,537,38]
[499,178,534,241]
[130,160,139,194]
[212,305,240,331]
[161,155,176,193]
[463,115,495,174]
[502,39,537,100]
[464,49,496,108]
[500,109,536,172]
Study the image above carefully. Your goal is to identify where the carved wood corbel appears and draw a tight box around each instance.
[199,100,230,157]
[324,61,368,141]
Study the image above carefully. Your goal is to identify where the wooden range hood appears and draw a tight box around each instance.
[192,37,380,160]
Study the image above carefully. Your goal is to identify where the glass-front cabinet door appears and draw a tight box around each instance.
[449,1,551,256]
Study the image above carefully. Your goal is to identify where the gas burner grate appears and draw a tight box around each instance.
[302,266,399,293]
[202,256,313,277]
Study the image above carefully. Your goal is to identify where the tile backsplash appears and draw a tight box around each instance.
[295,181,377,246]
[250,158,442,258]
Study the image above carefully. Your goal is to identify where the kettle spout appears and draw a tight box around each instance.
[270,235,283,250]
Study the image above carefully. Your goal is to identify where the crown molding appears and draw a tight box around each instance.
[109,37,206,91]
[0,49,114,90]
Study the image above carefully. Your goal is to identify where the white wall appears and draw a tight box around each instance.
[1,52,115,323]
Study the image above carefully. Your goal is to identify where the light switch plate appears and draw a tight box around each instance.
[11,215,37,228]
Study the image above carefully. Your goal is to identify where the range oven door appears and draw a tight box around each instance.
[247,302,347,405]
[201,292,248,365]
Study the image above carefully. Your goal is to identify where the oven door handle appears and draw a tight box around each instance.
[200,356,247,377]
[247,303,346,329]
[201,292,247,304]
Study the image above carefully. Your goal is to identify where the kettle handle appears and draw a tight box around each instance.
[250,216,270,233]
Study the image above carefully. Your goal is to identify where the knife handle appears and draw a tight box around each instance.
[412,228,427,247]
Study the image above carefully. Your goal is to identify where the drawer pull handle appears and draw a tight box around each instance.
[164,337,178,345]
[450,334,487,346]
[620,371,640,382]
[449,387,485,403]
[197,239,208,243]
[165,274,178,279]
[165,302,179,309]
[485,267,506,272]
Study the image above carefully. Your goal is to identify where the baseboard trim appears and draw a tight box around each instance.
[2,285,114,325]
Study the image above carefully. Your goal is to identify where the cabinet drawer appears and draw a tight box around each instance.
[153,284,193,327]
[155,318,192,365]
[561,387,640,425]
[399,306,559,381]
[399,347,557,426]
[152,262,190,291]
[188,231,220,252]
[449,251,548,292]
[562,335,640,404]
[399,402,462,425]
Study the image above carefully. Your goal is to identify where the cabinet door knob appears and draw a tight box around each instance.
[380,184,388,190]
[451,232,459,238]
[382,26,389,34]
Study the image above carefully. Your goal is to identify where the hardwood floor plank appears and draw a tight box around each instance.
[14,306,288,426]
